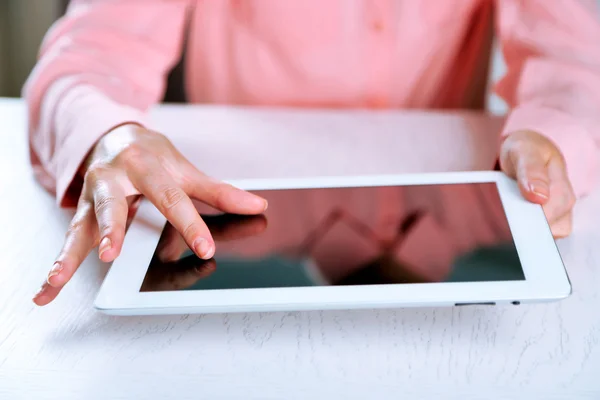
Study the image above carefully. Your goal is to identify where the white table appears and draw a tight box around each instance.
[1,98,599,399]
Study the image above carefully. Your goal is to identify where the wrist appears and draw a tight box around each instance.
[79,122,145,177]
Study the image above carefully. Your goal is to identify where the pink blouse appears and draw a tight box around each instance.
[23,0,600,206]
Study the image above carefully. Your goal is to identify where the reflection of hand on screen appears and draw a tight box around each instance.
[140,258,217,292]
[142,214,267,291]
[140,183,525,291]
[156,214,268,262]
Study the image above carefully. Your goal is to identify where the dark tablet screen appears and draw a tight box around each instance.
[140,183,524,292]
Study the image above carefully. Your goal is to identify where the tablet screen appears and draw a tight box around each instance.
[140,183,525,292]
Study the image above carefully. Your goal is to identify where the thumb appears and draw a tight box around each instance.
[504,144,551,205]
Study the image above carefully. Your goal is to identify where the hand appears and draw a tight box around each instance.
[500,130,576,239]
[33,124,267,305]
[141,214,268,291]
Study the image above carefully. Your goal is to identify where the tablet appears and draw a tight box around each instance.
[95,171,571,315]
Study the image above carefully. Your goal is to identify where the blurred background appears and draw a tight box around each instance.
[1,0,599,114]
[0,0,68,97]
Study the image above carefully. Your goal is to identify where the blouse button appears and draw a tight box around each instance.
[372,20,384,32]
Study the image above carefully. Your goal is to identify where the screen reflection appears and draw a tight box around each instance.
[140,183,524,292]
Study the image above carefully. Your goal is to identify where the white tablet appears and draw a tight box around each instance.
[95,171,571,316]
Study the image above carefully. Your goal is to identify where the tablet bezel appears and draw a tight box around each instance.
[95,171,571,315]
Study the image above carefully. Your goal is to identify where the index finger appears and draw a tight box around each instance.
[129,157,214,260]
[180,159,267,214]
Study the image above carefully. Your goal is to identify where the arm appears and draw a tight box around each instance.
[23,0,191,206]
[495,0,600,198]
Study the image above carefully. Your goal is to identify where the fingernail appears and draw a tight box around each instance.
[47,262,63,284]
[529,179,549,199]
[99,237,112,259]
[193,238,214,260]
[263,200,269,212]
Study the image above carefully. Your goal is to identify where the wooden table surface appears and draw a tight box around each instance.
[1,98,599,399]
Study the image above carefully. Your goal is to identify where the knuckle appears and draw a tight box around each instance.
[160,186,185,211]
[84,163,110,184]
[94,195,117,215]
[67,216,87,236]
[179,167,204,190]
[179,173,195,191]
[118,144,147,169]
[153,131,170,144]
[157,154,185,184]
[95,208,126,236]
[99,222,125,238]
[182,221,201,241]
[66,206,93,237]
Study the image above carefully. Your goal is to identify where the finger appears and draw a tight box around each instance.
[549,212,573,239]
[506,144,551,204]
[32,282,62,306]
[204,214,268,241]
[180,160,267,214]
[128,156,215,259]
[90,172,128,263]
[46,201,98,288]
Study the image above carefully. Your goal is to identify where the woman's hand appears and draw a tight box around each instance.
[500,130,576,239]
[33,124,267,305]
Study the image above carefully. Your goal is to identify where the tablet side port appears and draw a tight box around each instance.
[454,302,496,306]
